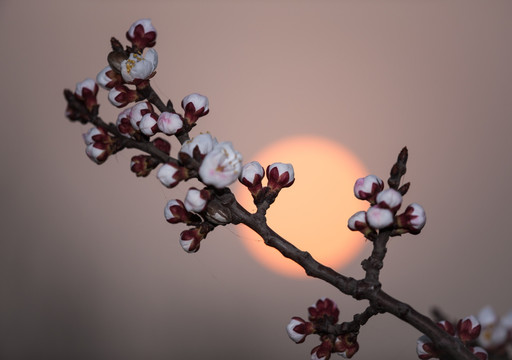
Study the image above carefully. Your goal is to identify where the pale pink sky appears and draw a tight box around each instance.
[1,1,512,359]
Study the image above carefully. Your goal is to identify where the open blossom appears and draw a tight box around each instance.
[477,305,512,350]
[353,175,384,202]
[126,18,157,50]
[157,112,184,135]
[182,93,209,123]
[121,48,158,84]
[267,162,295,191]
[179,133,218,160]
[199,142,243,189]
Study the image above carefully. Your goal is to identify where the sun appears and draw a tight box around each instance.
[235,136,368,278]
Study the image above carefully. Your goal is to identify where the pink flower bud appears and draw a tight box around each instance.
[108,85,139,108]
[130,101,154,130]
[470,347,488,360]
[286,317,314,344]
[179,228,204,253]
[75,78,98,111]
[179,133,218,161]
[334,334,359,359]
[184,187,210,213]
[199,142,243,189]
[152,138,171,155]
[120,48,158,84]
[139,112,159,136]
[457,315,481,343]
[157,112,184,135]
[437,320,455,336]
[181,93,209,124]
[353,175,384,203]
[164,199,188,224]
[416,335,438,360]
[116,108,136,137]
[267,162,295,191]
[366,206,394,229]
[96,66,123,90]
[376,188,402,213]
[308,298,339,324]
[310,340,333,360]
[157,162,187,188]
[126,18,157,50]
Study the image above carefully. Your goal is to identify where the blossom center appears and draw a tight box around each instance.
[125,52,144,74]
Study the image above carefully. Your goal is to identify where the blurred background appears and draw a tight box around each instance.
[1,0,512,359]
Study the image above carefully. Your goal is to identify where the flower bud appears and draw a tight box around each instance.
[416,335,438,360]
[437,320,455,336]
[457,315,481,343]
[347,211,375,239]
[308,298,339,324]
[157,112,184,135]
[108,85,139,107]
[181,93,209,124]
[116,108,136,137]
[130,101,154,130]
[366,206,394,229]
[286,317,314,344]
[139,112,159,136]
[83,126,108,145]
[310,340,333,360]
[239,161,265,195]
[334,334,359,359]
[470,347,488,360]
[121,48,158,84]
[179,133,218,161]
[395,203,426,234]
[152,138,171,155]
[199,142,243,189]
[179,227,206,253]
[353,175,384,203]
[267,162,295,191]
[85,142,109,164]
[130,155,158,177]
[96,65,123,90]
[126,18,157,50]
[184,187,210,213]
[375,188,402,213]
[157,162,187,188]
[164,199,188,224]
[75,78,98,111]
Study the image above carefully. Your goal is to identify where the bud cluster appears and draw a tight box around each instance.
[417,316,488,360]
[348,175,426,239]
[286,298,359,360]
[238,160,295,205]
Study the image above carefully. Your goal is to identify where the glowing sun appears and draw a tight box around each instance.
[235,136,369,278]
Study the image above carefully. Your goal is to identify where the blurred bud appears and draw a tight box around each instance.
[366,206,394,230]
[126,18,157,50]
[157,112,184,135]
[437,320,455,336]
[416,335,438,360]
[267,162,295,191]
[286,317,314,344]
[470,347,488,360]
[353,175,384,203]
[457,315,481,343]
[199,142,243,189]
[130,155,158,177]
[334,334,359,359]
[311,340,333,360]
[182,93,209,124]
[152,138,171,155]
